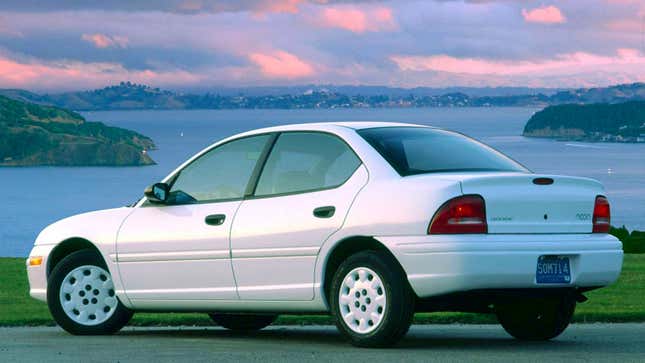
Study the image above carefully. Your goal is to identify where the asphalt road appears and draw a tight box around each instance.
[2,324,644,362]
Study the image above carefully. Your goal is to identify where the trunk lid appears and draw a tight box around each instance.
[438,172,604,234]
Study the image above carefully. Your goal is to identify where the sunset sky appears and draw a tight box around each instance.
[0,0,643,91]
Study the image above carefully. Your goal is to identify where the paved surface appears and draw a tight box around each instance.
[1,324,644,362]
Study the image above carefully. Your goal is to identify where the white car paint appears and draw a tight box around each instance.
[28,207,135,305]
[230,165,368,301]
[27,122,624,314]
[116,200,240,301]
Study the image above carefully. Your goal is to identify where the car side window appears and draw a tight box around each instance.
[168,135,270,204]
[254,132,361,196]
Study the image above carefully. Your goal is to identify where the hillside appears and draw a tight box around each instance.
[0,95,156,166]
[45,82,189,110]
[1,82,643,111]
[548,83,645,104]
[0,89,47,105]
[523,101,645,142]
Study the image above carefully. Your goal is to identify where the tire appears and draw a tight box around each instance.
[209,313,277,332]
[47,249,133,335]
[496,294,576,341]
[330,250,415,348]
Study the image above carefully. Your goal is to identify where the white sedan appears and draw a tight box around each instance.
[27,122,623,347]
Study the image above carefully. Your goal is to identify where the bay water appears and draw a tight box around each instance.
[1,108,643,257]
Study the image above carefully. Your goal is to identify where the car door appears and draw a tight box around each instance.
[230,132,368,300]
[116,134,272,302]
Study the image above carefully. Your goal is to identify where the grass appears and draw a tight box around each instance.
[1,255,644,327]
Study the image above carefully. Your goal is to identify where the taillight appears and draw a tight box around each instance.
[428,195,487,234]
[592,195,610,233]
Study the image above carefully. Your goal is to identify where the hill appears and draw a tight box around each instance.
[45,82,189,110]
[0,95,155,166]
[548,83,645,104]
[0,89,48,105]
[522,101,645,142]
[1,82,643,111]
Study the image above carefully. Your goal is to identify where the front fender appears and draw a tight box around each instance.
[29,207,135,307]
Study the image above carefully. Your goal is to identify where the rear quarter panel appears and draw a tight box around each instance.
[314,174,463,301]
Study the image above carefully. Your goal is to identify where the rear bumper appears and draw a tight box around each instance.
[376,233,623,298]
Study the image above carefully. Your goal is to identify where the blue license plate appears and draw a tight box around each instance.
[536,256,571,284]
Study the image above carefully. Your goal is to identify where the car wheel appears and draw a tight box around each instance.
[209,313,277,332]
[47,249,133,335]
[330,250,415,348]
[496,294,576,340]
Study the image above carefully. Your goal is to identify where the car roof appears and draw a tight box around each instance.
[238,121,429,136]
[324,121,427,130]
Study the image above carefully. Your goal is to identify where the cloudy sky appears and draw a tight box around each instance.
[0,0,643,91]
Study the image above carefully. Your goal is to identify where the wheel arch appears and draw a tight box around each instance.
[321,235,407,306]
[47,237,106,278]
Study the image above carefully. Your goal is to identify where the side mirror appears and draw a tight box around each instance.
[144,183,169,203]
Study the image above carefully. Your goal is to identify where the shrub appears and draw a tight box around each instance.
[623,235,645,254]
[611,226,645,254]
[610,226,630,241]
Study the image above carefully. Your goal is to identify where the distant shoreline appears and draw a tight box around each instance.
[522,101,645,143]
[3,81,643,111]
[0,95,156,167]
[524,135,645,144]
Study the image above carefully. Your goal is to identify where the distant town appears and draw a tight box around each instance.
[1,81,643,111]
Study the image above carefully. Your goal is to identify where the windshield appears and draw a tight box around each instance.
[358,127,528,176]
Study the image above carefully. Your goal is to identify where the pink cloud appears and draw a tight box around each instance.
[521,5,566,24]
[390,49,645,76]
[373,7,395,23]
[81,33,129,48]
[318,6,397,33]
[257,0,304,14]
[0,56,200,91]
[606,19,642,32]
[248,51,314,79]
[603,0,645,32]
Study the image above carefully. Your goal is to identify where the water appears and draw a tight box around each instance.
[1,108,643,257]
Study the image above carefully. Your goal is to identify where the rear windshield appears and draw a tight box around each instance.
[358,127,528,176]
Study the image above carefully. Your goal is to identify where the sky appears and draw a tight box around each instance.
[0,0,643,92]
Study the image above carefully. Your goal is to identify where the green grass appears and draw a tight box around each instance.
[2,255,644,327]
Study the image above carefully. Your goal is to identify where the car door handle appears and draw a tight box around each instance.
[313,206,335,218]
[205,214,226,226]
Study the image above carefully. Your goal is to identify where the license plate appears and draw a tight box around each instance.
[536,256,571,284]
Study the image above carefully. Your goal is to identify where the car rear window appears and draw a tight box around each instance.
[357,127,528,176]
